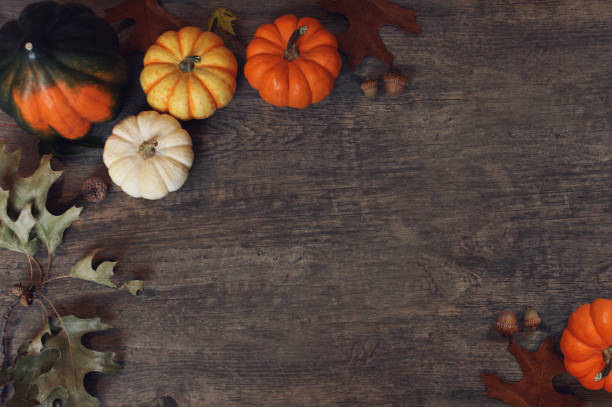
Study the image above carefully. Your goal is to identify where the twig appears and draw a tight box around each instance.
[46,253,53,281]
[40,275,73,286]
[26,255,33,282]
[30,256,43,283]
[0,297,20,404]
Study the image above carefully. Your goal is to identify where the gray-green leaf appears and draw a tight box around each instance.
[10,154,82,254]
[0,188,40,255]
[70,249,117,289]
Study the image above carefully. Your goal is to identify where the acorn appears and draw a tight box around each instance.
[360,77,378,100]
[384,72,408,98]
[523,309,542,330]
[494,310,518,336]
[81,176,108,203]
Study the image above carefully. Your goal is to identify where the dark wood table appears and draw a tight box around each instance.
[2,0,612,405]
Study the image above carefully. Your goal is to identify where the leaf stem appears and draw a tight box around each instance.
[26,255,33,282]
[46,253,52,281]
[30,256,43,283]
[40,275,73,286]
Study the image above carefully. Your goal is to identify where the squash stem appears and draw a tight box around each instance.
[284,26,308,61]
[595,347,612,381]
[139,140,158,159]
[179,56,202,73]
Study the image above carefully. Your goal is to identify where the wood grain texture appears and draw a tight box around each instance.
[2,0,612,405]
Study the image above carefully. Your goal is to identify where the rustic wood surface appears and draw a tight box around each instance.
[2,0,612,405]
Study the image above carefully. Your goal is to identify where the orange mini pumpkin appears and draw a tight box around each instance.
[561,299,612,391]
[140,26,238,121]
[244,15,342,108]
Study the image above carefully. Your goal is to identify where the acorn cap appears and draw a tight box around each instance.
[384,72,408,98]
[523,309,542,330]
[360,77,378,100]
[82,176,108,203]
[494,310,518,336]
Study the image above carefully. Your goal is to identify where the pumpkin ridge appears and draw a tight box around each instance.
[196,65,236,78]
[248,38,284,56]
[253,59,288,90]
[112,155,140,185]
[156,149,192,168]
[300,51,338,78]
[266,23,285,47]
[288,63,312,108]
[164,75,183,112]
[191,73,219,109]
[108,133,137,148]
[190,29,206,56]
[196,41,223,59]
[187,75,193,119]
[154,40,182,62]
[33,62,89,137]
[49,55,119,88]
[142,69,175,94]
[177,28,186,58]
[148,159,170,193]
[590,303,609,348]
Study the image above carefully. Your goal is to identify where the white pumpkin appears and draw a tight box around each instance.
[103,111,194,200]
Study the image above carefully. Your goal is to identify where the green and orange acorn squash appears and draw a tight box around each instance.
[0,1,127,140]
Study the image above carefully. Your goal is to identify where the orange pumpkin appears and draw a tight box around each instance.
[140,26,238,121]
[244,15,342,108]
[561,299,612,391]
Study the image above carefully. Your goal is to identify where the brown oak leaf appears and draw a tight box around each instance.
[319,0,421,70]
[481,337,585,407]
[105,0,185,53]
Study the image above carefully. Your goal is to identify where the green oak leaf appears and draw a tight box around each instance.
[35,316,120,407]
[70,249,117,289]
[9,154,82,255]
[2,348,60,407]
[0,188,40,255]
[2,316,120,407]
[70,249,144,296]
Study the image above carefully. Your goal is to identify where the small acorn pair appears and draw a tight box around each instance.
[360,72,408,100]
[494,309,542,336]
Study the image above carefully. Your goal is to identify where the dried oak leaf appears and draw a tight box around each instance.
[208,7,238,36]
[481,337,585,407]
[1,316,119,407]
[105,0,185,53]
[319,0,421,70]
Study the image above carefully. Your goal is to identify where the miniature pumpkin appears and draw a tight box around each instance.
[561,299,612,391]
[244,14,342,108]
[0,1,126,140]
[140,26,237,121]
[103,111,194,200]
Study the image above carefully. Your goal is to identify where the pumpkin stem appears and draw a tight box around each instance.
[284,26,308,61]
[179,56,202,73]
[595,347,612,381]
[139,140,158,159]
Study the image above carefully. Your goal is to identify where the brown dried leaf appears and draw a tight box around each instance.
[481,337,585,407]
[105,0,185,53]
[319,0,421,70]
